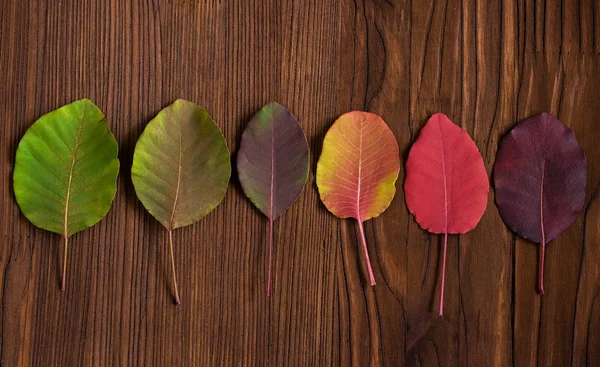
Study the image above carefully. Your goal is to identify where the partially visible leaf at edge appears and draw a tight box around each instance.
[494,112,586,294]
[404,113,489,315]
[316,111,400,286]
[131,99,231,304]
[13,98,120,291]
[237,102,309,296]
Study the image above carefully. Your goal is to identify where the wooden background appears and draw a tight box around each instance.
[1,0,599,365]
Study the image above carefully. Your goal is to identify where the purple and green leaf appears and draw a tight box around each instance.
[237,102,309,296]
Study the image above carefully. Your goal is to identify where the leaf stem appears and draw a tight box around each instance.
[539,242,545,294]
[357,220,376,286]
[439,231,448,316]
[267,218,273,296]
[61,236,68,291]
[168,230,180,305]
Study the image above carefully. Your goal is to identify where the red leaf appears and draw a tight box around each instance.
[404,113,489,315]
[494,113,586,294]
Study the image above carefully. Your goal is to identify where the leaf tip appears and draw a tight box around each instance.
[431,112,449,119]
[429,112,452,126]
[265,101,284,109]
[79,97,93,105]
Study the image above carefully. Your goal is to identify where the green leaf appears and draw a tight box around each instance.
[131,99,231,304]
[13,98,120,291]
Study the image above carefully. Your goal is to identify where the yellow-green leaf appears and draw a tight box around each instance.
[131,99,231,304]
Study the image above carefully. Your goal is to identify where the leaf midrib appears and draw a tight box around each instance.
[269,115,275,220]
[169,115,183,230]
[63,102,88,239]
[540,119,548,245]
[436,119,449,234]
[356,120,364,221]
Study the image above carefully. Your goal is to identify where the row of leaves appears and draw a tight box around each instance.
[13,99,587,314]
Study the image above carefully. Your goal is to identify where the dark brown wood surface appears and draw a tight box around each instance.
[1,0,599,365]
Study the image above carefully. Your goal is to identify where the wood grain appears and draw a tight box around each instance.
[1,0,599,365]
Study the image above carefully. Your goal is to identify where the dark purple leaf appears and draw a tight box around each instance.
[494,112,587,293]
